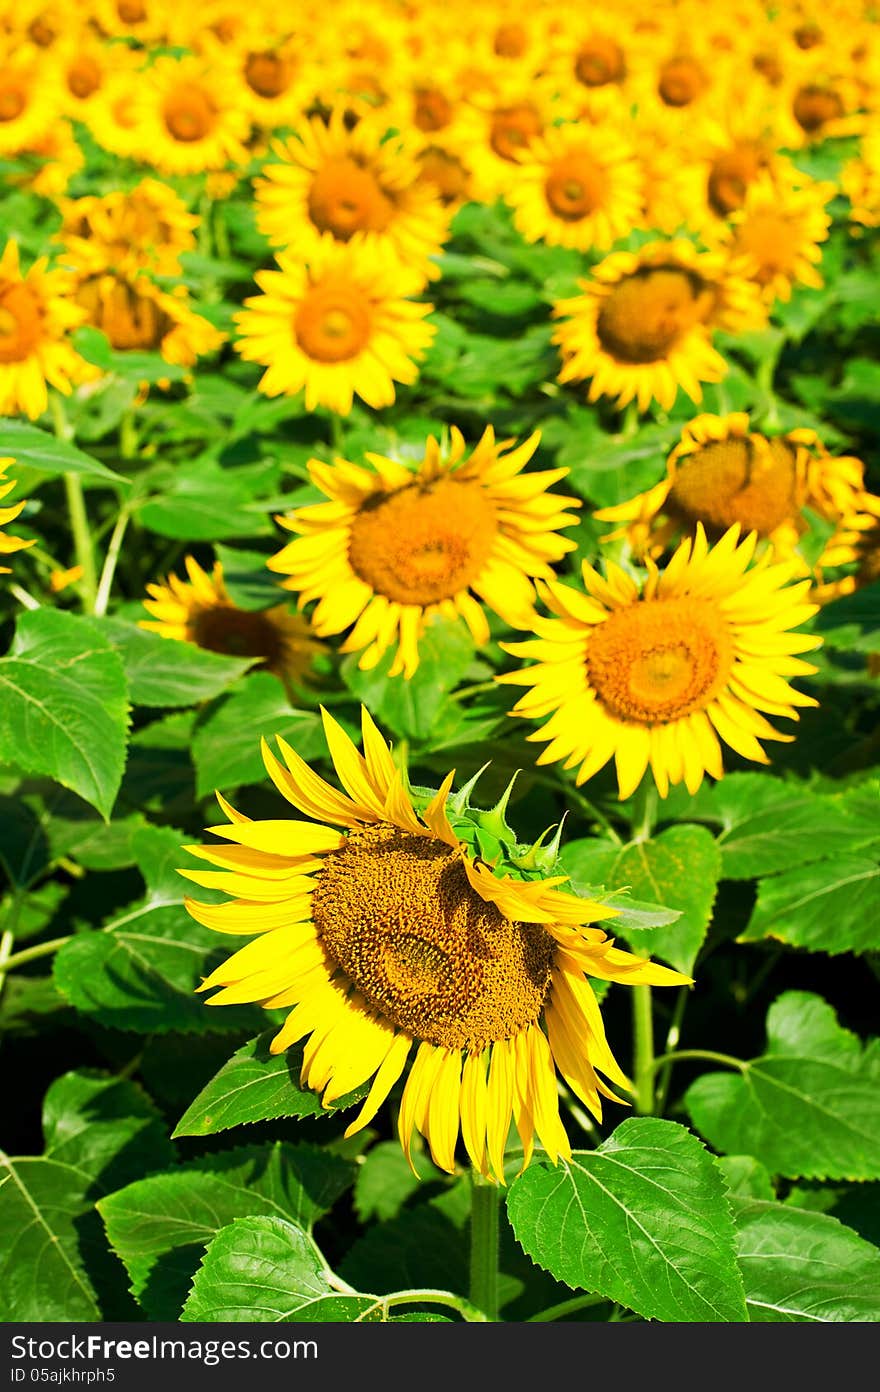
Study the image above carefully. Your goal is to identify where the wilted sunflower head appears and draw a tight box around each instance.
[267,425,581,678]
[183,707,688,1182]
[596,414,868,568]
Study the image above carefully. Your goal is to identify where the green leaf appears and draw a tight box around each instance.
[686,992,880,1180]
[340,615,476,743]
[0,418,125,482]
[42,1069,175,1192]
[506,1117,747,1323]
[191,674,325,797]
[102,618,253,709]
[353,1141,441,1224]
[684,773,877,879]
[99,1143,354,1319]
[138,458,279,541]
[732,1198,880,1322]
[717,1156,775,1201]
[739,855,880,955]
[561,826,720,975]
[182,1215,380,1321]
[214,544,285,610]
[74,325,188,384]
[0,609,129,820]
[52,825,260,1034]
[0,1155,101,1321]
[173,1030,366,1136]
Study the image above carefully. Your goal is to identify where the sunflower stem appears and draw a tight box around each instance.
[619,399,641,439]
[51,395,98,613]
[654,983,690,1114]
[94,504,133,617]
[329,412,345,458]
[629,778,657,842]
[528,1293,608,1322]
[1,935,72,973]
[631,985,655,1115]
[469,1173,501,1321]
[647,1048,747,1076]
[0,930,15,1006]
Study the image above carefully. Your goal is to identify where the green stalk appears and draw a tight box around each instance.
[51,395,98,612]
[1,935,72,973]
[631,985,656,1115]
[93,505,133,617]
[63,474,98,613]
[469,1174,501,1321]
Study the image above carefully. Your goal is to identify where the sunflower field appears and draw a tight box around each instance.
[1,0,880,1333]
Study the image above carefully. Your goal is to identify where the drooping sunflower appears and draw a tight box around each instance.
[59,178,199,278]
[234,239,435,417]
[595,413,867,564]
[68,261,223,369]
[500,524,821,799]
[0,239,86,419]
[268,426,581,678]
[141,555,320,687]
[254,111,450,285]
[715,176,834,304]
[503,121,644,251]
[0,459,34,573]
[552,239,766,413]
[184,708,689,1181]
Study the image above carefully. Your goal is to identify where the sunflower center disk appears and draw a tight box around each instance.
[545,153,606,219]
[163,86,217,142]
[658,56,707,106]
[0,82,27,122]
[117,0,147,22]
[347,476,498,605]
[75,275,173,351]
[413,87,453,133]
[734,211,797,282]
[586,597,734,723]
[245,52,289,98]
[417,146,468,202]
[494,23,528,58]
[707,144,764,215]
[597,267,714,363]
[0,286,42,363]
[793,84,843,133]
[308,158,394,239]
[294,284,372,363]
[575,38,626,87]
[312,824,555,1051]
[68,58,102,100]
[669,437,804,536]
[191,604,285,665]
[490,104,542,161]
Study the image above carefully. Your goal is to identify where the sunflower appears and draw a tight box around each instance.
[500,524,821,799]
[552,239,766,414]
[141,555,320,687]
[595,413,867,564]
[812,491,880,603]
[503,121,643,251]
[268,426,581,678]
[234,239,434,417]
[69,263,223,368]
[135,53,250,176]
[0,46,58,156]
[59,178,199,278]
[0,459,34,573]
[82,66,147,161]
[254,111,450,286]
[183,707,689,1182]
[0,240,86,420]
[716,176,834,304]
